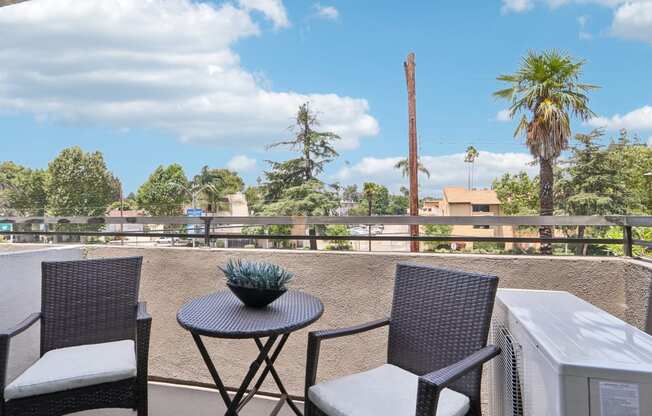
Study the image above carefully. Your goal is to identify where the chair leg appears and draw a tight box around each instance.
[304,398,320,416]
[136,385,148,416]
[137,398,147,416]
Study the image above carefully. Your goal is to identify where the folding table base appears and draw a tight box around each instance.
[191,332,303,416]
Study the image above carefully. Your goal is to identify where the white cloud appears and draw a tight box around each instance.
[334,151,537,195]
[238,0,290,28]
[314,3,339,20]
[577,14,594,39]
[648,136,652,147]
[502,0,652,44]
[588,106,652,131]
[611,1,652,44]
[227,155,257,172]
[0,0,378,150]
[501,0,534,13]
[495,109,513,122]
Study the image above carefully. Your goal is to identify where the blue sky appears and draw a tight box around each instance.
[1,0,651,196]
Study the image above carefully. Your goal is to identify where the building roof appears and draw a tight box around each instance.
[443,187,501,205]
[422,199,441,207]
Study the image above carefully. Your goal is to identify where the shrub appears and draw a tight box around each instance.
[325,224,352,251]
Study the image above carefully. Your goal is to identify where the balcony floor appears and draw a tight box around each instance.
[75,382,301,416]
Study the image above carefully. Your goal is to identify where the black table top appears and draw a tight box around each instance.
[177,290,324,339]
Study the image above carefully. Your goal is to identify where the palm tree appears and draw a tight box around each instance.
[464,146,479,190]
[394,158,431,179]
[494,50,597,254]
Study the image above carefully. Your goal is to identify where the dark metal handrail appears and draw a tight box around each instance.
[2,215,651,226]
[1,215,650,257]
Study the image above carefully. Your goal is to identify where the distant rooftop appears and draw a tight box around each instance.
[443,187,500,205]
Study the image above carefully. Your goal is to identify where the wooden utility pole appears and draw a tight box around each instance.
[404,53,419,252]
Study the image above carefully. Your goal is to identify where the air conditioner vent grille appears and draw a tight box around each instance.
[493,319,524,416]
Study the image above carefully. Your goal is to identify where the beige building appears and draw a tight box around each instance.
[439,187,514,250]
[420,199,442,216]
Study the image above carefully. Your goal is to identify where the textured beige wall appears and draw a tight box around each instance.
[83,246,652,398]
[0,243,53,253]
[623,259,652,332]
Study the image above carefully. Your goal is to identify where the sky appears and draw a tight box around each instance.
[1,0,651,196]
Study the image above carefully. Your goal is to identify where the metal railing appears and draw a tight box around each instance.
[1,215,651,257]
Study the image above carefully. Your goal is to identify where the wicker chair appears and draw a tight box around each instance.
[305,263,500,416]
[0,257,151,416]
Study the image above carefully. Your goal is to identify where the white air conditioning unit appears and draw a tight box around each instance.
[491,289,652,416]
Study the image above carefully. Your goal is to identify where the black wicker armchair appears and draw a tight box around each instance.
[0,257,151,416]
[305,263,500,416]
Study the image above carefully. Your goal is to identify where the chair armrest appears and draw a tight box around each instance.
[137,301,151,323]
[135,302,151,381]
[415,345,500,416]
[310,318,390,340]
[305,318,390,398]
[1,313,41,402]
[0,313,41,339]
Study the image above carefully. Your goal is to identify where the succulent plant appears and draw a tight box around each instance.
[219,258,294,290]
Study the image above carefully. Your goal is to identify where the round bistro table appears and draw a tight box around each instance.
[177,290,324,416]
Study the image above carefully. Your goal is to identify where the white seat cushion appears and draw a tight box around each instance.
[308,364,470,416]
[4,340,136,401]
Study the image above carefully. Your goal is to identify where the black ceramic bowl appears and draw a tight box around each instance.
[227,283,287,308]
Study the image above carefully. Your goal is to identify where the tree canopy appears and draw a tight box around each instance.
[7,168,48,216]
[492,171,539,216]
[494,50,598,253]
[557,129,632,216]
[192,166,244,212]
[259,180,338,217]
[46,147,116,216]
[394,158,431,179]
[262,102,340,203]
[136,164,189,216]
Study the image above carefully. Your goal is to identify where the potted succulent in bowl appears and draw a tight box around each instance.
[219,258,294,308]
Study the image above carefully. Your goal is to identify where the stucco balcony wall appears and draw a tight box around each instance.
[79,246,652,398]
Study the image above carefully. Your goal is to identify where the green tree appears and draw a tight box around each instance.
[244,186,264,215]
[557,129,634,254]
[557,129,631,217]
[342,184,360,202]
[606,130,652,214]
[423,224,453,251]
[263,102,340,202]
[46,147,116,216]
[604,227,652,257]
[494,50,597,254]
[261,180,338,217]
[0,162,26,213]
[7,168,48,215]
[108,197,138,212]
[387,194,409,215]
[262,102,341,249]
[0,162,24,189]
[136,164,189,216]
[349,182,391,216]
[260,180,338,250]
[464,146,479,190]
[192,166,244,212]
[325,224,352,250]
[492,171,539,216]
